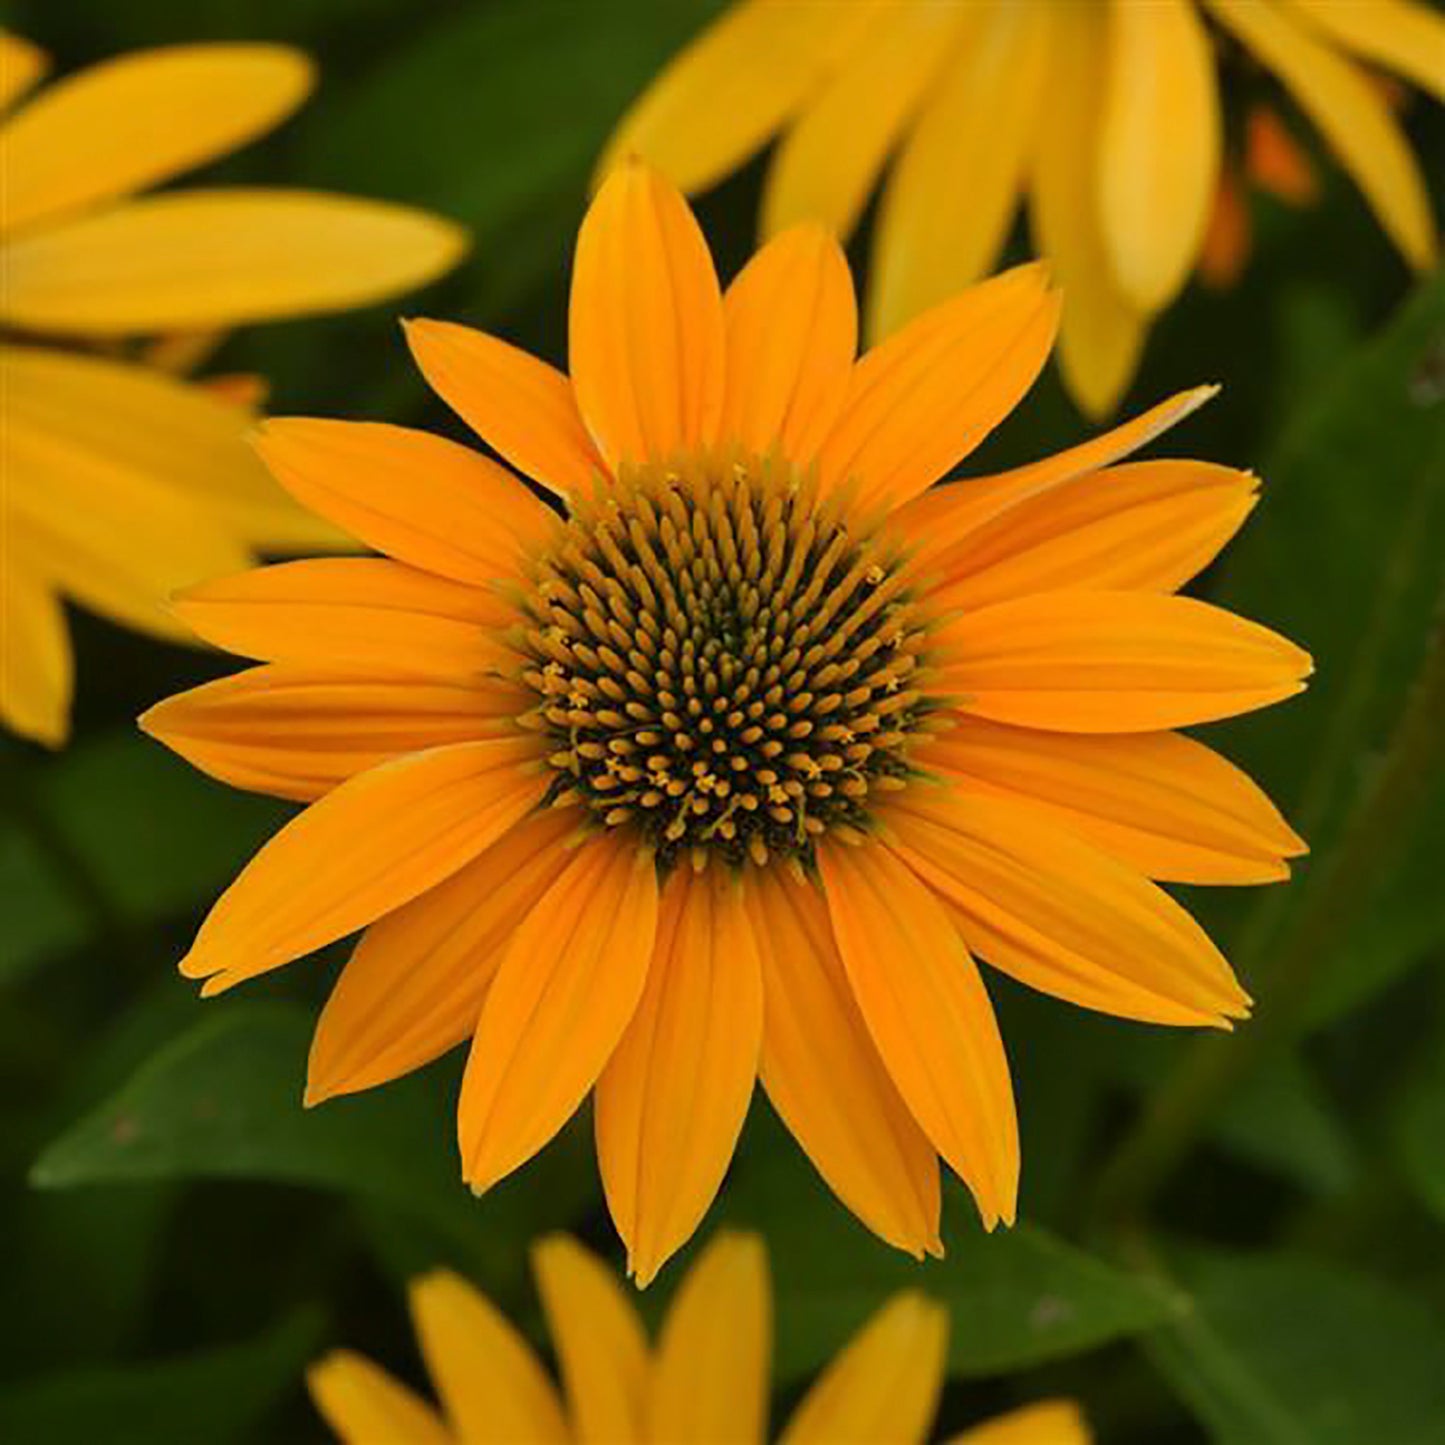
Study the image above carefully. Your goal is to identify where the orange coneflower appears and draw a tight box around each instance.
[0,34,466,746]
[601,0,1444,415]
[308,1230,1092,1444]
[144,161,1309,1284]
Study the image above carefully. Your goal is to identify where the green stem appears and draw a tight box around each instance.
[1091,601,1445,1232]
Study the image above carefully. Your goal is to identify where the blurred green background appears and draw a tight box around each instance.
[2,1,1444,1440]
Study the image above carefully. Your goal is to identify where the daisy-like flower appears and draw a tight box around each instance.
[143,161,1310,1285]
[308,1230,1092,1445]
[0,34,466,746]
[601,0,1445,415]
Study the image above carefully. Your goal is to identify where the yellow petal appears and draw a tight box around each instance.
[935,590,1313,733]
[597,0,878,194]
[458,832,658,1193]
[596,866,764,1286]
[1280,0,1445,104]
[889,386,1220,568]
[0,32,49,113]
[0,189,467,335]
[817,840,1018,1229]
[867,1,1049,338]
[569,161,725,468]
[306,810,580,1104]
[918,719,1305,886]
[816,265,1059,516]
[141,666,529,804]
[531,1235,650,1444]
[0,562,70,747]
[762,4,965,243]
[178,736,546,995]
[886,784,1252,1027]
[780,1292,948,1445]
[306,1350,451,1445]
[2,342,341,554]
[947,1399,1093,1445]
[747,866,942,1259]
[1206,0,1436,270]
[1098,0,1221,311]
[720,224,856,466]
[0,44,312,236]
[650,1231,770,1445]
[1030,1,1148,417]
[921,461,1259,608]
[408,1270,567,1445]
[173,559,515,680]
[253,419,553,586]
[405,318,605,499]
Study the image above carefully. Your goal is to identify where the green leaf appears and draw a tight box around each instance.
[0,826,86,985]
[31,1002,597,1291]
[1388,1005,1445,1226]
[297,0,721,321]
[723,1114,1178,1381]
[1148,1248,1445,1444]
[1212,272,1445,1023]
[0,1309,322,1445]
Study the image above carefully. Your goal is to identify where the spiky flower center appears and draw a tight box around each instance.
[514,454,934,872]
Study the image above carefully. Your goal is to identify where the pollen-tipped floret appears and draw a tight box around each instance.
[514,453,938,871]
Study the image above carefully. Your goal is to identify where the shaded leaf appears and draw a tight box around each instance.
[0,1309,321,1445]
[1149,1248,1445,1444]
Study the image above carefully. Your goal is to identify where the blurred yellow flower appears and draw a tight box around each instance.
[602,0,1444,416]
[145,161,1309,1285]
[0,34,467,746]
[308,1230,1092,1445]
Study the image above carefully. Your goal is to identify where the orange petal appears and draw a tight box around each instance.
[458,832,658,1194]
[141,665,529,804]
[306,1350,451,1445]
[405,318,606,499]
[818,840,1018,1229]
[1098,0,1221,311]
[306,808,579,1104]
[595,866,763,1286]
[1198,166,1254,291]
[179,737,546,995]
[253,419,554,586]
[917,719,1304,886]
[935,590,1312,733]
[866,1,1048,338]
[173,559,515,680]
[948,1399,1093,1445]
[1245,105,1319,206]
[780,1292,948,1445]
[597,0,878,195]
[815,265,1059,516]
[920,461,1259,608]
[650,1231,771,1443]
[748,866,941,1258]
[719,225,856,466]
[886,784,1253,1026]
[408,1270,568,1443]
[0,44,312,236]
[0,562,71,748]
[1206,0,1435,270]
[889,386,1220,567]
[531,1235,650,1445]
[0,189,466,336]
[569,161,725,468]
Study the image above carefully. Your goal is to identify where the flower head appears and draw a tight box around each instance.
[144,161,1310,1284]
[308,1230,1091,1445]
[0,34,466,745]
[601,0,1444,415]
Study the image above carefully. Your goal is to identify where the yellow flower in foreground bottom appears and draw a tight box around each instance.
[601,0,1444,415]
[0,33,466,745]
[144,161,1310,1284]
[308,1231,1092,1445]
